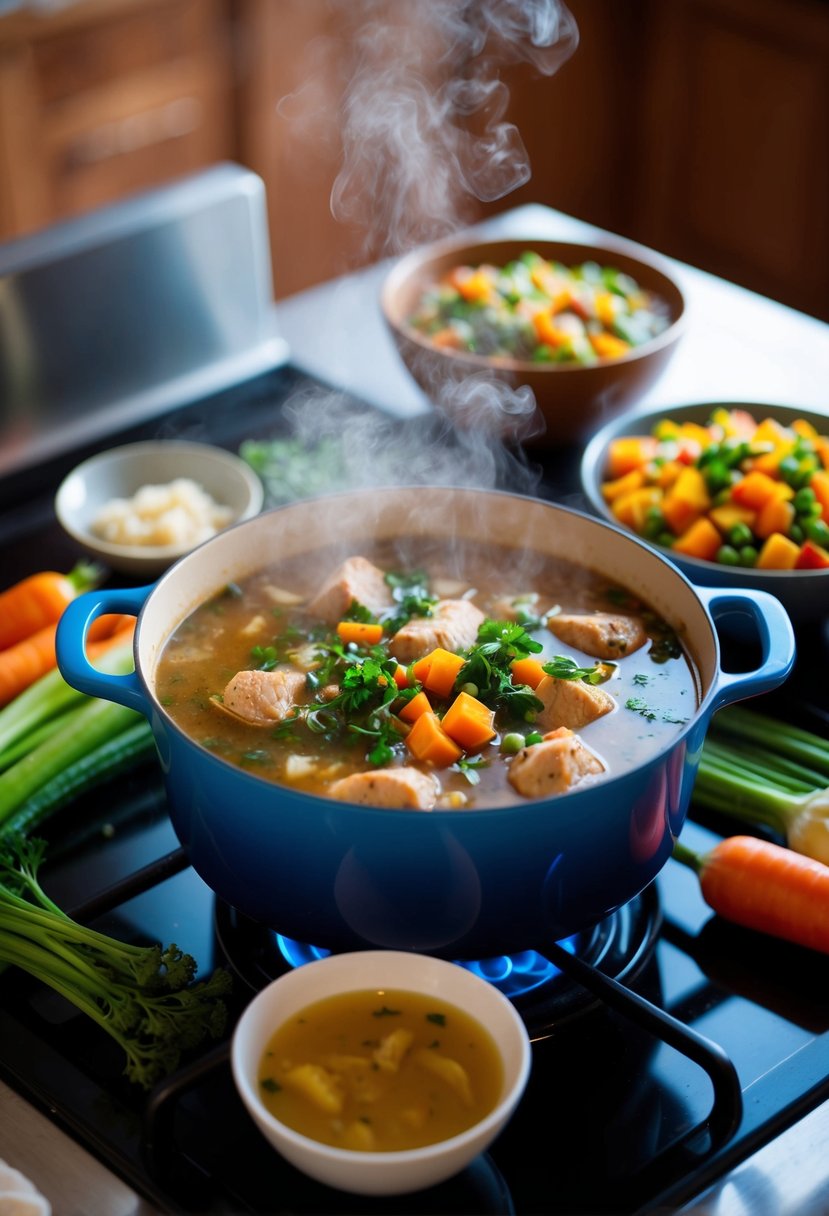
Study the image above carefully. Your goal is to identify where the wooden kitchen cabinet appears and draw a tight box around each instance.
[0,0,234,240]
[0,0,826,319]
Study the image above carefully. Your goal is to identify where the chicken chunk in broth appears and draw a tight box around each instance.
[155,539,700,810]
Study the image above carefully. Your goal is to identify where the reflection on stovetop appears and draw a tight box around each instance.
[0,365,828,1215]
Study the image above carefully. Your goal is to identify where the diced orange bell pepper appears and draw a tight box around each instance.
[756,532,801,570]
[410,647,466,699]
[672,517,723,561]
[405,711,462,767]
[794,539,829,570]
[440,691,496,750]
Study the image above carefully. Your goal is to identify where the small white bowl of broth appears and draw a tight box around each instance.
[231,950,531,1196]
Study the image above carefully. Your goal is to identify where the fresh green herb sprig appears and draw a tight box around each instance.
[542,656,614,684]
[457,620,544,720]
[0,835,231,1090]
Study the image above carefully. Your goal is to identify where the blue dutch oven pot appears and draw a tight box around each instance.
[56,488,796,959]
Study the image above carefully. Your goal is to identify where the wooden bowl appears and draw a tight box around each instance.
[381,234,686,447]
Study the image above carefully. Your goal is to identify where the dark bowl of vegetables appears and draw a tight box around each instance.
[381,234,686,447]
[580,401,829,624]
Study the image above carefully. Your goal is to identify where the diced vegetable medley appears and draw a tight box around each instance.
[405,251,672,365]
[600,408,829,570]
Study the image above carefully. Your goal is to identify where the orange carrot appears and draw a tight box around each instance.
[674,835,829,954]
[441,691,496,750]
[0,563,100,651]
[510,657,546,690]
[398,690,432,724]
[405,711,462,767]
[336,621,384,647]
[411,648,466,700]
[0,617,134,709]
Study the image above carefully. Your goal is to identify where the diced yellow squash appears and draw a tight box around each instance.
[669,465,711,509]
[672,517,723,561]
[661,466,711,535]
[756,532,801,570]
[601,468,645,502]
[653,418,681,441]
[749,440,795,476]
[611,486,662,530]
[606,435,659,478]
[677,421,715,448]
[656,460,683,489]
[283,1064,345,1114]
[709,503,757,534]
[413,1049,474,1106]
[793,418,820,441]
[753,417,794,446]
[594,291,617,327]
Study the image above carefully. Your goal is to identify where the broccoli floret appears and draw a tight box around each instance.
[0,833,231,1089]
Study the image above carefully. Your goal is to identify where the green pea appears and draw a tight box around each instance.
[501,732,526,754]
[805,518,829,548]
[793,486,816,514]
[728,522,754,548]
[716,545,740,566]
[738,545,759,567]
[460,682,479,698]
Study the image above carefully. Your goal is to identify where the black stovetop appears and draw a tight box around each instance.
[1,365,828,1216]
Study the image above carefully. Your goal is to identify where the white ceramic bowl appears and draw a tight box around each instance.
[231,950,532,1196]
[54,441,264,578]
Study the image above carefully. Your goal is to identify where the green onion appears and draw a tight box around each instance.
[696,707,829,864]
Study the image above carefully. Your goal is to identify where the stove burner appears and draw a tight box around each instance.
[214,883,662,1037]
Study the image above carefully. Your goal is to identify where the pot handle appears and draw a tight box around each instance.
[698,585,796,711]
[56,586,153,716]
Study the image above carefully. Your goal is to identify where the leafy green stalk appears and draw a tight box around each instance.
[0,835,230,1089]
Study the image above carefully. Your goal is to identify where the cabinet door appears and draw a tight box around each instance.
[0,0,234,241]
[637,0,829,319]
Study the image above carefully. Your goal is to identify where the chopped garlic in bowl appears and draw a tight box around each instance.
[55,441,264,578]
[90,478,234,549]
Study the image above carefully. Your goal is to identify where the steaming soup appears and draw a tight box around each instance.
[155,537,699,810]
[256,988,503,1152]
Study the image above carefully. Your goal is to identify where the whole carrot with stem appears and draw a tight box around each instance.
[0,564,101,651]
[673,835,829,955]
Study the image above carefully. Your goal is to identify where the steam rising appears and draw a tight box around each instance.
[273,0,579,484]
[280,0,578,257]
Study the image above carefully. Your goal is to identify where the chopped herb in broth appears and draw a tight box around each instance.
[257,988,503,1152]
[155,539,699,809]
